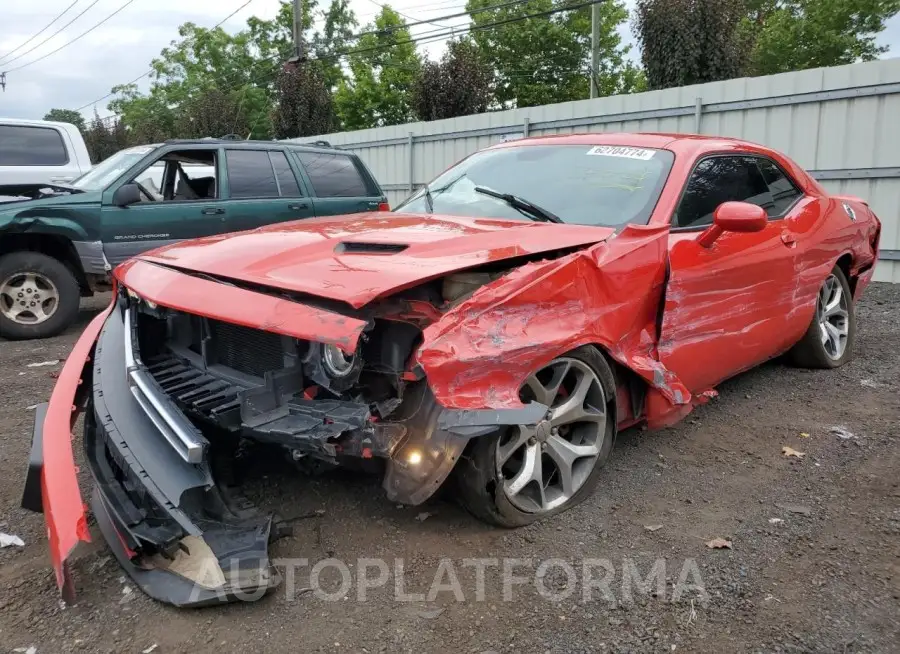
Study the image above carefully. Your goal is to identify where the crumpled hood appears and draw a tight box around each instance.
[138,213,615,308]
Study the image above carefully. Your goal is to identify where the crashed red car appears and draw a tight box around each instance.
[23,133,880,606]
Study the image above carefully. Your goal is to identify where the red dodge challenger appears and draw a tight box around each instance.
[23,133,880,606]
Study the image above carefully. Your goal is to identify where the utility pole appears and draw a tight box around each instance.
[590,1,599,99]
[290,0,306,63]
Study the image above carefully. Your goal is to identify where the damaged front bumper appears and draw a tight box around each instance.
[23,303,277,607]
[23,292,548,607]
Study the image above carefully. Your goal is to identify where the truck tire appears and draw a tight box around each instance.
[0,251,80,340]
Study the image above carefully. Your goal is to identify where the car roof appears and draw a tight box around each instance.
[489,132,777,157]
[161,138,342,153]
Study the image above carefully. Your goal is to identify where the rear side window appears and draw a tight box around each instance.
[226,150,279,198]
[0,125,69,166]
[756,158,802,216]
[296,152,370,197]
[676,156,772,228]
[270,151,302,196]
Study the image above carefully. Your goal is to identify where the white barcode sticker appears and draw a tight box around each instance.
[586,145,656,160]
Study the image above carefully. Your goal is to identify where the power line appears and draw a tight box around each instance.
[1,0,101,68]
[72,0,256,111]
[0,0,81,65]
[4,0,139,74]
[78,0,592,116]
[361,0,448,30]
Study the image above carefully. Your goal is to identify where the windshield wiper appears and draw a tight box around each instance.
[474,186,563,224]
[423,185,434,213]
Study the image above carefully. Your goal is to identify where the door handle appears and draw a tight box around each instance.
[201,207,226,215]
[50,176,74,183]
[781,232,797,247]
[288,203,308,210]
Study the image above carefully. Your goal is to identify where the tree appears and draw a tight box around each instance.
[272,63,336,138]
[412,39,493,121]
[106,0,355,140]
[634,0,751,90]
[466,0,642,108]
[745,0,900,75]
[43,109,86,132]
[174,87,252,139]
[82,111,129,163]
[334,6,421,129]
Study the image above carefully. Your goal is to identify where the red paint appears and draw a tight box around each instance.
[115,259,368,352]
[41,303,112,594]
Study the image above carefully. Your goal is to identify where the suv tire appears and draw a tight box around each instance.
[0,252,80,340]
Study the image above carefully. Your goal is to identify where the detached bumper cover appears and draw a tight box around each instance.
[25,303,278,606]
[21,306,111,598]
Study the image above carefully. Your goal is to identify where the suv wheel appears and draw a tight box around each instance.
[0,252,80,340]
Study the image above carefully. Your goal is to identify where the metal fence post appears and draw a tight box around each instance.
[694,97,703,133]
[523,117,530,137]
[408,132,415,193]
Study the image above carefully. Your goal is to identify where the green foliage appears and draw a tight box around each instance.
[107,0,354,141]
[43,109,86,132]
[412,39,493,121]
[272,63,336,138]
[745,0,900,75]
[466,0,641,108]
[634,0,751,90]
[334,6,421,129]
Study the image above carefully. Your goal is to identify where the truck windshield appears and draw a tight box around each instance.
[395,144,675,227]
[71,144,160,190]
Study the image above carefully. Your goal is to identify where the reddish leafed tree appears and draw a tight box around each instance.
[272,62,336,139]
[412,39,493,122]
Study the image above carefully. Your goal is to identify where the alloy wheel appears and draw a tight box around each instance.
[0,272,60,326]
[817,273,849,361]
[496,357,608,513]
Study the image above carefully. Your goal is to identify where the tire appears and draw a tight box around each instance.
[788,266,856,369]
[0,251,80,341]
[455,345,617,527]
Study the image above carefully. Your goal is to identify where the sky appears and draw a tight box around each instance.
[0,0,898,122]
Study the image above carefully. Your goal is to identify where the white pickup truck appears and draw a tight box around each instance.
[0,117,92,188]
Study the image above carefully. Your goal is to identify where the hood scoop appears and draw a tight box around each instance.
[335,241,409,255]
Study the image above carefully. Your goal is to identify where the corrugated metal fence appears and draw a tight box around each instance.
[292,58,900,282]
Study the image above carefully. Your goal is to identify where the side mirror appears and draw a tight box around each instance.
[696,201,767,248]
[112,183,141,207]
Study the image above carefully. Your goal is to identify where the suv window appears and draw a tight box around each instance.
[270,151,302,196]
[296,152,370,197]
[756,158,802,216]
[675,156,772,228]
[226,150,279,199]
[0,125,68,166]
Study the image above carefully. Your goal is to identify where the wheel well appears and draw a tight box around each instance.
[0,233,89,295]
[835,253,856,295]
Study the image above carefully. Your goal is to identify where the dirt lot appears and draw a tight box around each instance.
[0,285,898,654]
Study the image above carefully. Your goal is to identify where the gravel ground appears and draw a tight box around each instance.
[0,285,898,654]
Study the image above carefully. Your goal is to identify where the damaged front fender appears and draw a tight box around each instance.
[416,224,691,424]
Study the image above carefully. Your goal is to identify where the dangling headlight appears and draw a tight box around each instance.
[321,343,357,378]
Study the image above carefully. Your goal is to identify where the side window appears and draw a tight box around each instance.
[269,151,302,197]
[153,149,218,202]
[756,158,802,217]
[226,150,279,199]
[296,152,369,197]
[676,156,773,228]
[0,125,69,166]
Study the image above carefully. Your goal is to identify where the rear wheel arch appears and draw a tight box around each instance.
[835,253,856,296]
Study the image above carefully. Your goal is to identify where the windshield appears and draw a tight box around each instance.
[396,144,675,226]
[71,144,160,190]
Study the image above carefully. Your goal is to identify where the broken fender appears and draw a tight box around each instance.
[417,225,690,420]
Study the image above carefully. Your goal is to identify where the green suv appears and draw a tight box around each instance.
[0,138,388,340]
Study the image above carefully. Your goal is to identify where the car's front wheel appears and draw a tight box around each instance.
[456,346,616,527]
[788,266,856,368]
